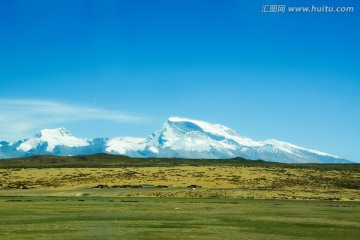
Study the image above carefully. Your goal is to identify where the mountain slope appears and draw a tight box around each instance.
[142,117,259,159]
[16,128,89,152]
[0,117,352,163]
[106,137,146,157]
[139,117,350,163]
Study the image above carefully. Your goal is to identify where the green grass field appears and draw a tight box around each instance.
[1,155,359,239]
[1,196,360,240]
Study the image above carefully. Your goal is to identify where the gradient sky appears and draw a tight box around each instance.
[0,0,359,161]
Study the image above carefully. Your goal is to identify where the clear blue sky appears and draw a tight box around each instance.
[0,0,359,161]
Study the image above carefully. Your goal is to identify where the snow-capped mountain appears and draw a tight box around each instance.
[1,128,95,158]
[0,117,352,163]
[138,117,350,163]
[106,137,146,157]
[17,128,89,152]
[142,117,261,159]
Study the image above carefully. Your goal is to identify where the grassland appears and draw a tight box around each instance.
[1,197,360,240]
[0,165,359,200]
[1,154,360,239]
[1,154,359,200]
[1,153,359,170]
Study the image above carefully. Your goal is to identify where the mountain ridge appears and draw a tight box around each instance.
[0,117,352,163]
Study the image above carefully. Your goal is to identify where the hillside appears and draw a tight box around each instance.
[1,154,360,201]
[0,117,352,163]
[0,153,358,170]
[0,153,269,168]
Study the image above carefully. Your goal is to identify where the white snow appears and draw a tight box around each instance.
[106,137,146,154]
[167,117,262,147]
[143,117,345,162]
[148,122,180,148]
[17,138,41,152]
[148,146,159,153]
[261,139,299,155]
[305,149,340,158]
[4,117,346,163]
[261,139,340,158]
[17,128,89,152]
[170,132,213,152]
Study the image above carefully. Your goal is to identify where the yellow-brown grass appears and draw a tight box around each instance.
[1,166,359,200]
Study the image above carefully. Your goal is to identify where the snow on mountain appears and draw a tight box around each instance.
[260,139,339,158]
[143,117,258,158]
[141,117,350,163]
[106,137,146,156]
[17,128,89,152]
[0,117,352,163]
[166,117,262,147]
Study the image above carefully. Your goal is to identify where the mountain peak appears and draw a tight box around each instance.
[148,117,262,152]
[36,128,72,138]
[1,117,350,163]
[262,139,340,159]
[168,116,197,122]
[17,127,89,152]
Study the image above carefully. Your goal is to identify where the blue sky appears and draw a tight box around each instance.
[0,0,359,161]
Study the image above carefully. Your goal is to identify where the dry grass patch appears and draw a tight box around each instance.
[1,165,359,200]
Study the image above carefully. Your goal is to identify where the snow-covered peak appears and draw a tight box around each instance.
[17,128,89,152]
[166,117,261,147]
[1,117,349,163]
[35,128,72,138]
[168,116,190,122]
[261,139,302,155]
[106,137,146,155]
[261,139,340,158]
